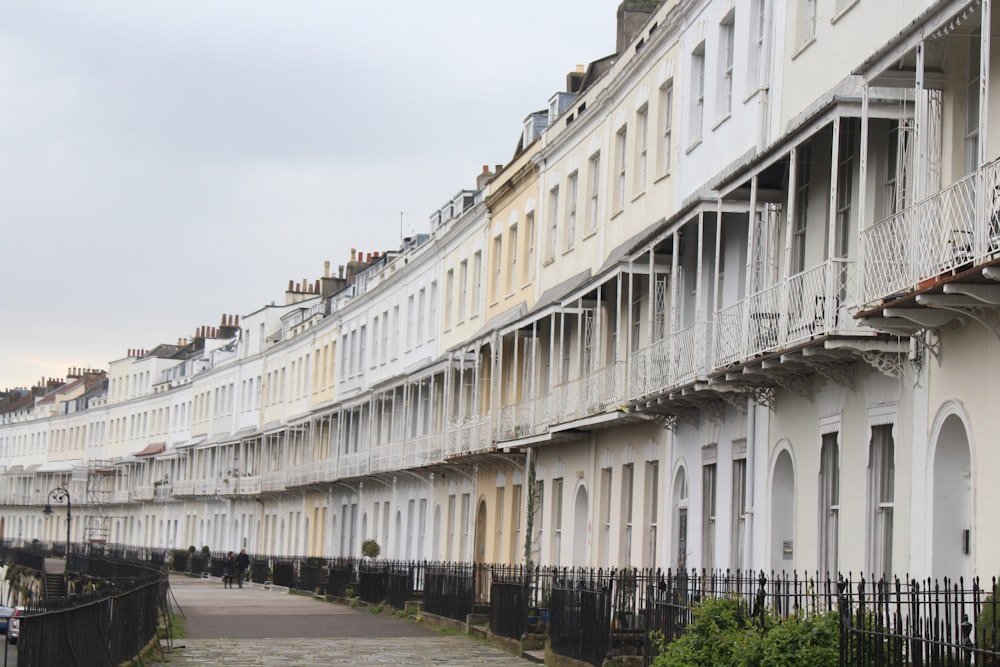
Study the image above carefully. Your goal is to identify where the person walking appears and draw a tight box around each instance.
[235,548,250,588]
[223,551,236,589]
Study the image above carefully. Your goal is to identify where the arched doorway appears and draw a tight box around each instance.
[770,449,795,572]
[932,414,972,580]
[572,484,589,566]
[474,500,487,563]
[671,467,688,570]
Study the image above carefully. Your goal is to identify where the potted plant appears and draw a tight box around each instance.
[361,539,381,559]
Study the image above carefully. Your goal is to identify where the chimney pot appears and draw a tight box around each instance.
[482,164,489,172]
[324,260,330,278]
[496,164,503,173]
[338,265,344,278]
[350,248,356,261]
[288,279,294,291]
[315,279,320,292]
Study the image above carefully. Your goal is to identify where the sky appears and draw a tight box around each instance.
[0,0,617,391]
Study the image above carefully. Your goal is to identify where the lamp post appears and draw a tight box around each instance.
[42,486,72,553]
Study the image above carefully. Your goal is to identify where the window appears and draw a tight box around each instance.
[645,461,659,567]
[835,120,858,259]
[417,288,426,343]
[371,317,379,367]
[966,33,981,175]
[748,0,768,91]
[718,15,735,117]
[799,0,817,46]
[446,495,456,561]
[391,305,400,359]
[731,455,747,571]
[657,83,673,176]
[551,478,563,564]
[381,310,389,364]
[635,106,648,193]
[458,260,468,322]
[508,225,518,294]
[819,432,840,575]
[792,145,811,275]
[358,325,367,373]
[615,126,627,212]
[884,121,913,218]
[472,251,482,314]
[600,467,612,566]
[690,43,706,143]
[631,285,642,352]
[868,424,894,579]
[524,213,535,283]
[445,269,454,328]
[702,462,716,571]
[620,463,634,565]
[406,295,415,350]
[587,153,601,233]
[492,235,503,302]
[565,172,578,250]
[495,486,505,563]
[548,186,560,260]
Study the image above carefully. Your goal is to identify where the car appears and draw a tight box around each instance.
[0,606,11,634]
[7,607,25,645]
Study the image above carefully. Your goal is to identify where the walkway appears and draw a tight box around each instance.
[154,575,531,666]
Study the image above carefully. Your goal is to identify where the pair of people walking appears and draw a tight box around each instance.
[223,548,250,588]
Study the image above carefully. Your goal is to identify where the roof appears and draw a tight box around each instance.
[133,442,166,457]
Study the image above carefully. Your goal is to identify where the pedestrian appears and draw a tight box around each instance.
[223,551,236,589]
[235,548,250,588]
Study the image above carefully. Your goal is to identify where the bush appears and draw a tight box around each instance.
[650,598,839,667]
[978,584,1000,666]
[361,539,380,559]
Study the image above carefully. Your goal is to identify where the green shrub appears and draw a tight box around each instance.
[977,585,1000,666]
[650,598,839,667]
[361,539,381,559]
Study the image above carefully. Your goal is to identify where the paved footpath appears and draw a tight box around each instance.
[153,575,531,666]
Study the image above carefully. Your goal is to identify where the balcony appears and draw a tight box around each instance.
[714,259,861,367]
[153,484,173,501]
[131,486,154,502]
[629,322,712,402]
[496,396,550,442]
[261,470,287,492]
[862,157,1000,309]
[235,475,261,495]
[339,451,370,478]
[172,480,194,496]
[445,416,491,457]
[109,489,130,504]
[548,361,626,426]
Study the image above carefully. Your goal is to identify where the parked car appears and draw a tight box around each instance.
[0,606,11,634]
[8,607,25,644]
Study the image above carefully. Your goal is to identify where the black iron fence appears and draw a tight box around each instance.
[840,574,1000,667]
[424,562,478,622]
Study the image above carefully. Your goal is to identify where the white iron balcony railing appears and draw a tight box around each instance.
[445,415,491,457]
[110,489,130,504]
[131,486,154,502]
[153,484,172,501]
[235,475,261,495]
[261,470,286,492]
[714,259,861,367]
[628,321,712,402]
[172,479,194,496]
[863,157,1000,307]
[339,451,370,478]
[496,394,552,441]
[549,361,626,425]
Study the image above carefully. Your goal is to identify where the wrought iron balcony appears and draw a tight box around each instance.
[862,157,1000,309]
[714,258,860,367]
[628,321,711,402]
[445,416,491,457]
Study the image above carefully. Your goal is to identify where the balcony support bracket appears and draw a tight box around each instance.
[860,350,906,380]
[769,373,814,402]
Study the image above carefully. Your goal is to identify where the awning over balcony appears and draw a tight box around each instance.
[133,442,166,457]
[35,459,81,473]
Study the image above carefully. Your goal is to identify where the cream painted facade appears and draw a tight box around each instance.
[3,0,998,585]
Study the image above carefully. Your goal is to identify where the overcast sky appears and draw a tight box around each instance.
[0,0,617,390]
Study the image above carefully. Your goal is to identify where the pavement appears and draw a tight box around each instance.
[153,575,532,666]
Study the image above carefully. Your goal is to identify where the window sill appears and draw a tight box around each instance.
[831,0,859,24]
[581,231,597,242]
[610,209,624,222]
[711,113,731,132]
[520,281,534,292]
[791,37,816,61]
[631,191,646,205]
[543,257,556,267]
[561,246,575,257]
[743,86,768,105]
[685,138,702,155]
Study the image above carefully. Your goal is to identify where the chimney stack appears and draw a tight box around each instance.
[324,260,330,278]
[616,0,659,55]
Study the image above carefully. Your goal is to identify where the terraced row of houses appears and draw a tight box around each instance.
[3,0,998,583]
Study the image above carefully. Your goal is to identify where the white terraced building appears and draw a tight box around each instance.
[2,0,998,584]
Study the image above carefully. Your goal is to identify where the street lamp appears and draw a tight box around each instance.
[42,486,72,552]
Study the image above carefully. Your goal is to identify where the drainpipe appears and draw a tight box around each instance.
[745,399,756,573]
